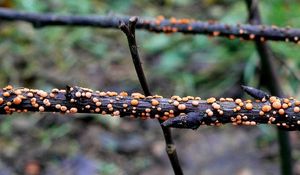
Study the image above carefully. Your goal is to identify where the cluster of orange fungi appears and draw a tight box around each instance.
[0,85,299,129]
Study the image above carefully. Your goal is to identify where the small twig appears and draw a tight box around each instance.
[245,1,293,174]
[119,17,183,175]
[241,85,270,100]
[1,8,300,43]
[119,17,151,96]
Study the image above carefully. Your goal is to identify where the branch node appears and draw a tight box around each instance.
[241,85,270,100]
[166,144,176,154]
[65,85,72,100]
[119,20,129,36]
[129,16,138,35]
[163,112,202,129]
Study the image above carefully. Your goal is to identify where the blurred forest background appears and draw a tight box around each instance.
[0,0,300,175]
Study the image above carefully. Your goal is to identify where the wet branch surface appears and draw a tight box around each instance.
[119,17,183,175]
[1,85,300,131]
[0,8,300,43]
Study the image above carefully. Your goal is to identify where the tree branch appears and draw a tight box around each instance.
[0,8,300,43]
[119,17,183,175]
[1,85,300,131]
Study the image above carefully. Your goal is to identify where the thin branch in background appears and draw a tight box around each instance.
[119,17,183,175]
[245,0,293,174]
[1,8,300,43]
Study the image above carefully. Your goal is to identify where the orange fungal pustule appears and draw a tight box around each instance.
[4,85,13,90]
[294,107,300,113]
[178,104,186,110]
[206,97,216,104]
[282,103,288,109]
[235,98,242,104]
[173,101,179,107]
[278,109,285,115]
[212,102,221,110]
[3,92,10,97]
[85,92,92,98]
[272,101,281,109]
[259,111,264,116]
[262,105,272,112]
[130,99,139,106]
[245,103,253,110]
[70,107,78,113]
[119,91,128,97]
[205,109,214,117]
[38,106,45,112]
[192,100,199,106]
[151,99,159,106]
[60,106,67,112]
[13,96,22,105]
[269,96,277,103]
